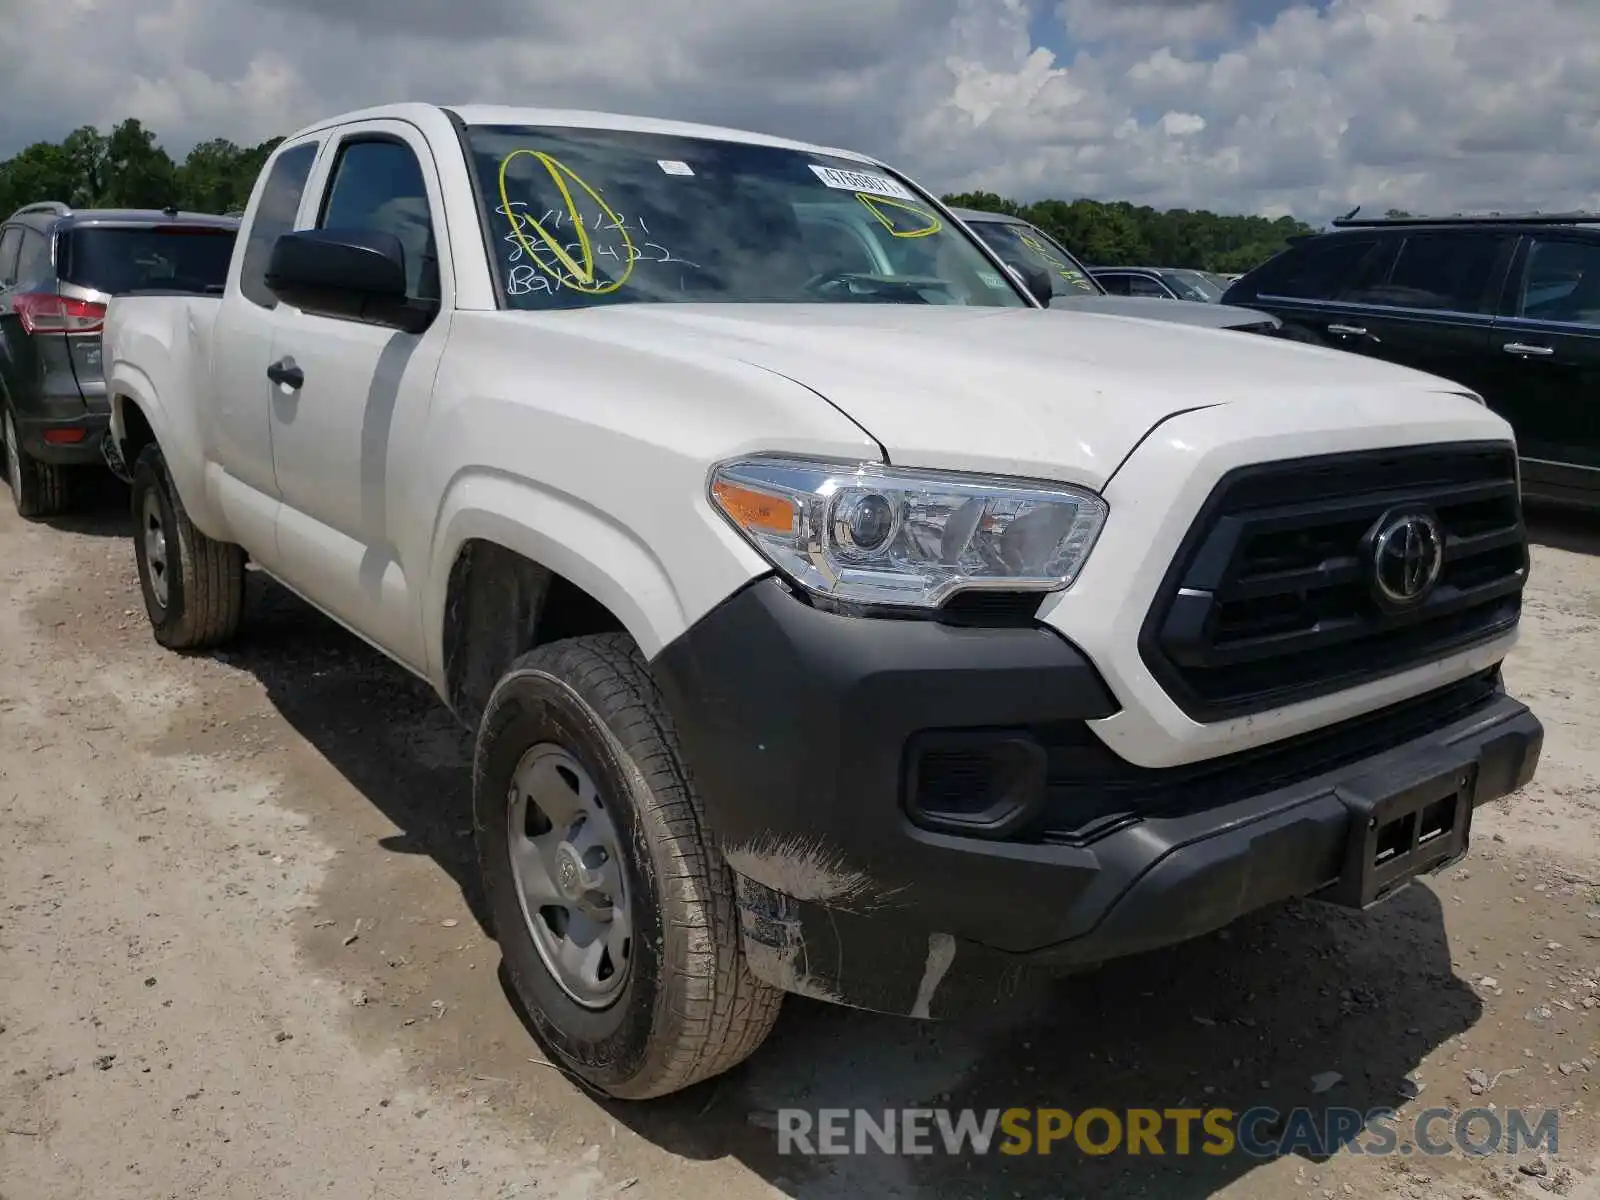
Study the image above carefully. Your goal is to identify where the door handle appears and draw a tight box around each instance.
[1327,323,1369,337]
[1502,342,1554,357]
[267,358,304,389]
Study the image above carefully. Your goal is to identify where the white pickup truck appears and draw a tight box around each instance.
[102,103,1543,1100]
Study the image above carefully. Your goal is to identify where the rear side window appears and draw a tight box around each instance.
[1099,274,1131,295]
[15,228,53,285]
[240,141,321,310]
[1367,232,1511,313]
[1517,238,1600,324]
[59,226,237,295]
[0,227,21,286]
[1127,275,1171,298]
[1256,236,1387,300]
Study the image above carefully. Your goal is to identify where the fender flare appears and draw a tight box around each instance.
[425,468,690,680]
[105,358,220,534]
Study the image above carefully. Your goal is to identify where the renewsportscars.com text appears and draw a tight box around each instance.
[774,1106,1560,1159]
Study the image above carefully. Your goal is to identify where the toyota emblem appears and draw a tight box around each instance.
[1370,511,1444,607]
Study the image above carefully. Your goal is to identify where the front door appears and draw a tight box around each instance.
[1484,233,1600,502]
[1242,232,1395,350]
[265,120,454,670]
[1332,229,1515,396]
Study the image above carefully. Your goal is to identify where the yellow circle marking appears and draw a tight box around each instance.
[497,150,635,294]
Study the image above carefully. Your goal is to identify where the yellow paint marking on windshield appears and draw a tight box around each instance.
[497,150,634,294]
[1018,233,1086,284]
[855,193,942,239]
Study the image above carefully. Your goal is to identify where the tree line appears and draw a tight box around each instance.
[0,119,1313,273]
[942,191,1317,273]
[0,119,281,219]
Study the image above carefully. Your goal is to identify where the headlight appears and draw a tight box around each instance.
[709,457,1107,610]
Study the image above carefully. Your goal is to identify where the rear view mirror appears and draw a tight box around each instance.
[1013,262,1054,307]
[265,228,436,333]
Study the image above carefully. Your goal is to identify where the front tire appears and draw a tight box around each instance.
[130,444,245,649]
[474,632,782,1099]
[3,407,70,519]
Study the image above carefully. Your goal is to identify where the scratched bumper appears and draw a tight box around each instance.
[649,577,1541,1018]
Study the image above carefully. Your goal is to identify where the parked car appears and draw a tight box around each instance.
[104,103,1541,1100]
[1090,265,1228,303]
[0,202,238,516]
[953,208,1281,334]
[1223,212,1600,511]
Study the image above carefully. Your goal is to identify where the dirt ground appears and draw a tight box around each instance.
[1,483,1597,1200]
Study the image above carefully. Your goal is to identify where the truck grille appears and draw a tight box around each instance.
[1139,442,1527,721]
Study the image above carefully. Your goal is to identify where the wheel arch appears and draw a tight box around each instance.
[429,471,695,728]
[106,333,226,535]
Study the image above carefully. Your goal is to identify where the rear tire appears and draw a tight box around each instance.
[130,444,245,649]
[3,407,71,519]
[474,632,782,1099]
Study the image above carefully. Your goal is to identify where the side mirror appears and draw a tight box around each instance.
[1014,262,1054,307]
[265,228,436,333]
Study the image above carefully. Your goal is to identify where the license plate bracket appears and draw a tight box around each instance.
[1328,758,1477,909]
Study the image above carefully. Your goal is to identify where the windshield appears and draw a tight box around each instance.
[60,225,236,295]
[965,218,1101,298]
[463,125,1028,310]
[1160,270,1224,302]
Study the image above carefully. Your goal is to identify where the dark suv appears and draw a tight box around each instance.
[1223,213,1600,511]
[0,202,238,517]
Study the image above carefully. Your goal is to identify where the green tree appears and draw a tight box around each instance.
[942,190,1024,217]
[0,121,281,218]
[943,190,1315,273]
[0,141,79,214]
[60,126,109,206]
[177,138,249,212]
[102,118,177,208]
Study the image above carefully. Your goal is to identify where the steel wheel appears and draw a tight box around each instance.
[507,744,632,1009]
[141,486,170,610]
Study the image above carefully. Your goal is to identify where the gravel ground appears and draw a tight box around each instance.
[0,482,1596,1200]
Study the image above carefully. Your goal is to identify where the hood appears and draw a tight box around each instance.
[540,304,1477,490]
[1049,292,1278,330]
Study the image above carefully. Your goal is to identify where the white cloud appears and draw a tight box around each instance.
[1,0,1598,222]
[1159,111,1207,137]
[1057,0,1240,47]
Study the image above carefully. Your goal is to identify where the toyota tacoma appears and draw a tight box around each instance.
[101,103,1542,1099]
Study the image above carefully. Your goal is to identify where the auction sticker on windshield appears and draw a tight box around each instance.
[809,165,915,201]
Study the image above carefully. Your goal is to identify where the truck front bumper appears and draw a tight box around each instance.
[650,578,1542,1018]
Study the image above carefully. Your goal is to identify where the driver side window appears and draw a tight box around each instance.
[317,137,440,302]
[1519,238,1600,326]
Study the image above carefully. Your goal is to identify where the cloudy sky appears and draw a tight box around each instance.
[2,0,1597,222]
